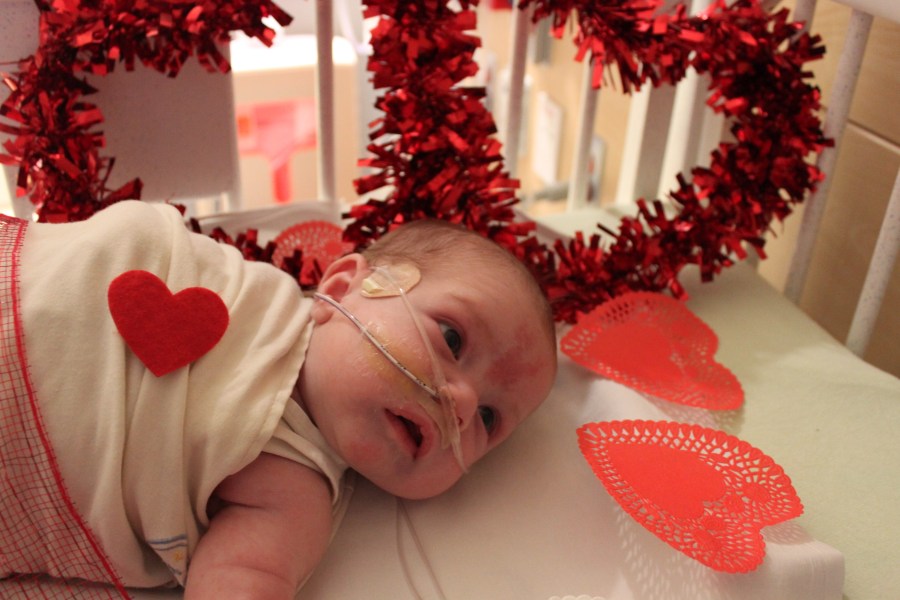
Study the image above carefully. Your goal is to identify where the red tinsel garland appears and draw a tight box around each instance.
[345,1,531,246]
[0,0,291,222]
[0,0,827,323]
[350,0,827,323]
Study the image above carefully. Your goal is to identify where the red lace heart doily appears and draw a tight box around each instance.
[272,220,353,279]
[560,292,743,410]
[577,420,803,573]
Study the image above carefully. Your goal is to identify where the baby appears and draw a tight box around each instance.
[0,200,557,598]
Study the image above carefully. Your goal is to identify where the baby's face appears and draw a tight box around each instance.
[299,255,557,499]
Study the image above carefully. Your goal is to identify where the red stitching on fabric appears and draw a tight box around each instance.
[1,215,130,598]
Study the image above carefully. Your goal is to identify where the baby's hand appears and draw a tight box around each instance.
[184,453,333,599]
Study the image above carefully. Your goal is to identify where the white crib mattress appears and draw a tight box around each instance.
[79,208,900,599]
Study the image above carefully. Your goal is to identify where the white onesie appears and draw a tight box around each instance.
[4,201,348,589]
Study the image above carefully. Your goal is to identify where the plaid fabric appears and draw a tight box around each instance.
[0,214,129,598]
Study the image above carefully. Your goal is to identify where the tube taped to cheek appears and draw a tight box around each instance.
[363,265,465,471]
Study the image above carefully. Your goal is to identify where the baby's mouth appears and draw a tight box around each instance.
[399,415,423,448]
[388,410,426,457]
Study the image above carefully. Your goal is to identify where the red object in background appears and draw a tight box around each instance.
[488,0,512,8]
[578,420,803,573]
[273,221,353,284]
[236,99,317,203]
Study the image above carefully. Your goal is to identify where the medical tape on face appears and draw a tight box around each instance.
[361,263,420,297]
[313,266,466,471]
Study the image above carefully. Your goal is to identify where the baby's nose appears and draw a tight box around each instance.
[446,379,479,431]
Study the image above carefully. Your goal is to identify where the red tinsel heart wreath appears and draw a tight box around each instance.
[350,0,828,323]
[0,0,827,324]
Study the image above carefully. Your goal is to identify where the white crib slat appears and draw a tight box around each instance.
[502,4,532,179]
[846,169,900,356]
[315,0,337,211]
[791,0,818,32]
[784,8,873,302]
[834,0,900,22]
[566,59,600,210]
[657,70,710,201]
[657,0,715,199]
[614,85,676,206]
[0,0,39,218]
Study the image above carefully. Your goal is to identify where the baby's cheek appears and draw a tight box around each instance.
[487,327,546,387]
[342,434,385,466]
[363,322,432,393]
[354,330,393,380]
[487,349,520,387]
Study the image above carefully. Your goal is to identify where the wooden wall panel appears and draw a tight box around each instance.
[800,126,900,375]
[810,5,900,145]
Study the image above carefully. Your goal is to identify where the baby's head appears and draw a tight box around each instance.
[298,220,557,499]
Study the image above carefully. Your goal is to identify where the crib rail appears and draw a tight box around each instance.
[315,0,337,208]
[784,3,873,302]
[781,0,899,356]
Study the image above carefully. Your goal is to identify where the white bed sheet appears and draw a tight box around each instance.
[678,263,900,600]
[27,203,897,599]
[297,350,844,600]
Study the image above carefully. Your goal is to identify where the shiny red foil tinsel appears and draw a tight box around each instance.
[0,0,291,223]
[1,0,828,322]
[348,0,827,323]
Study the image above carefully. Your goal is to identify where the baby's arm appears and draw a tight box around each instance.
[185,453,333,600]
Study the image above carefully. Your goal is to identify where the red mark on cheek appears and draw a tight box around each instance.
[487,326,547,388]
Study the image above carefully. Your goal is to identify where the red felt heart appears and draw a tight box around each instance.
[561,292,743,410]
[108,270,229,377]
[578,420,804,573]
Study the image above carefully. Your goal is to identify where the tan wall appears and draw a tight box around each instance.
[475,3,899,378]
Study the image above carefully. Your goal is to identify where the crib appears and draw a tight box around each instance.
[1,1,899,599]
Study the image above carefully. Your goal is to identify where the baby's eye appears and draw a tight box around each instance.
[439,323,463,358]
[478,406,498,435]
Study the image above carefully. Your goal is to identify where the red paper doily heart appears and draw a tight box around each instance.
[108,270,229,377]
[561,292,743,410]
[272,220,353,280]
[578,420,803,573]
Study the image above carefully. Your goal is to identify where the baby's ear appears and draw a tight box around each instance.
[311,253,368,324]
